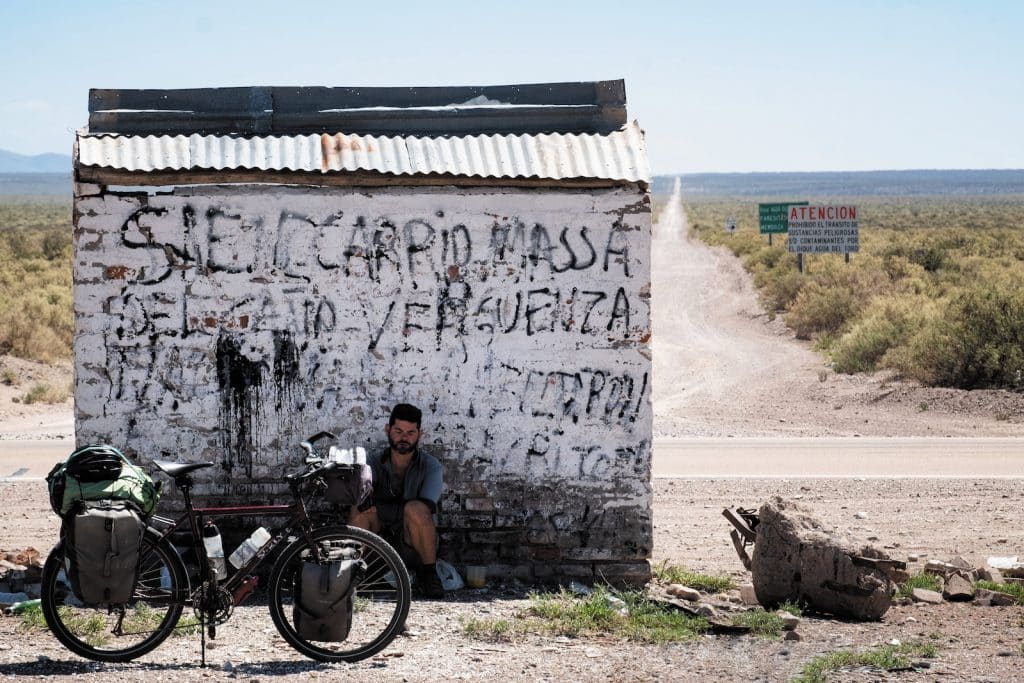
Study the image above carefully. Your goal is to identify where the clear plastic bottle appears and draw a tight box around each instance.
[203,522,227,580]
[228,526,271,569]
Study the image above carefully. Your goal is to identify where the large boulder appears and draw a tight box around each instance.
[750,496,897,620]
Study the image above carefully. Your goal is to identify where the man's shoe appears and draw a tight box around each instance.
[417,567,445,599]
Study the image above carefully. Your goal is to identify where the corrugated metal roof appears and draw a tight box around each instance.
[76,123,649,183]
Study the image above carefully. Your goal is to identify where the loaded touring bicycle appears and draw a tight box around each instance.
[41,434,411,664]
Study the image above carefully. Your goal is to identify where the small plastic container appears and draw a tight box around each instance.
[465,565,487,588]
[228,526,271,569]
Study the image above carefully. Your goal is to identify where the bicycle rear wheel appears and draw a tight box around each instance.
[268,525,411,662]
[40,531,187,662]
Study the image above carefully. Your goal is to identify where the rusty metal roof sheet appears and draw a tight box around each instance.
[76,123,649,183]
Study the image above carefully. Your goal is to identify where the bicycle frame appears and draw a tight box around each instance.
[147,474,329,606]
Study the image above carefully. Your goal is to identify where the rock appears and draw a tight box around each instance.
[924,560,955,577]
[783,629,802,641]
[942,573,974,602]
[907,554,920,562]
[697,604,718,618]
[988,568,1005,584]
[740,583,760,606]
[910,588,943,604]
[854,511,868,519]
[750,497,896,620]
[890,569,911,585]
[667,584,701,601]
[975,589,1016,607]
[949,556,972,571]
[775,610,800,630]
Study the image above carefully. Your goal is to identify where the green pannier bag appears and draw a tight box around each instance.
[46,445,160,517]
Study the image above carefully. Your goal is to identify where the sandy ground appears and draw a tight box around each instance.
[0,356,73,441]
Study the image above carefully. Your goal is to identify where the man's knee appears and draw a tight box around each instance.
[403,500,434,529]
[350,506,380,533]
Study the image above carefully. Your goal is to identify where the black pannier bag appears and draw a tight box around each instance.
[294,545,365,642]
[64,501,145,605]
[323,464,372,506]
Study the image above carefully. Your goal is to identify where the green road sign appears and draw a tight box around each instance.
[759,201,808,234]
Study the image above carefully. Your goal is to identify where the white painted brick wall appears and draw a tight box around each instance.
[74,184,652,568]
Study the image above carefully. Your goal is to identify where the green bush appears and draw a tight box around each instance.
[785,282,861,340]
[831,296,936,373]
[921,285,1024,388]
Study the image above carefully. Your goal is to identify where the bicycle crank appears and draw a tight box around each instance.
[192,584,234,627]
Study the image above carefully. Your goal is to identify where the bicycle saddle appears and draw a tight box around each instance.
[152,461,216,478]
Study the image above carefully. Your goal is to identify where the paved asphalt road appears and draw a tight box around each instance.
[1,437,1021,480]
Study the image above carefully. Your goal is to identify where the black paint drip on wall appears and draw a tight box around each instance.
[216,330,302,483]
[273,330,300,411]
[216,333,264,479]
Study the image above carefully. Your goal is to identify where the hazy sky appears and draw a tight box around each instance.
[1,0,1020,173]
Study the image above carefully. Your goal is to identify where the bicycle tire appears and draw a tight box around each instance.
[40,530,187,662]
[268,525,411,662]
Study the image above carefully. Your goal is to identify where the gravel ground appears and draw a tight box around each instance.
[2,477,1022,682]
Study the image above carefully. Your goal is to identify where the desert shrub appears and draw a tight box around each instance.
[785,282,861,340]
[754,261,805,312]
[902,285,1024,389]
[831,296,936,373]
[22,382,69,404]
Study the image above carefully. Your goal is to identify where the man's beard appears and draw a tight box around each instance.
[389,435,417,455]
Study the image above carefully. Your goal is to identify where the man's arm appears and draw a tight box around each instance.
[415,455,443,513]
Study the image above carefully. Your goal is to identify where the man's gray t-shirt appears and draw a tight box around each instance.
[367,448,443,515]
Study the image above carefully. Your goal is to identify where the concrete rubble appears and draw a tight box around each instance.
[0,548,44,608]
[728,497,903,620]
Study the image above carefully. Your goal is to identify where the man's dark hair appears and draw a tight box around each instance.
[389,403,422,428]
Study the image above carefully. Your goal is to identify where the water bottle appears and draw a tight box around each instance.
[203,522,227,580]
[229,526,271,569]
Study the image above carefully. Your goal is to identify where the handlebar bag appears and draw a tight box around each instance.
[64,500,145,606]
[47,444,160,517]
[293,546,365,642]
[323,464,372,506]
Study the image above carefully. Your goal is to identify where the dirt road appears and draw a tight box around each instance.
[652,179,1024,439]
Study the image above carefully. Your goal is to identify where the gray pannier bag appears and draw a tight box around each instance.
[294,546,365,642]
[64,501,145,605]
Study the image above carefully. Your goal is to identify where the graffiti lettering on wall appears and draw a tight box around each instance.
[123,204,635,283]
[502,364,649,427]
[111,202,646,349]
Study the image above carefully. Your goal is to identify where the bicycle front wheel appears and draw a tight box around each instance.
[40,531,187,662]
[268,525,411,662]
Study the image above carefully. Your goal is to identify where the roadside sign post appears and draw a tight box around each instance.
[759,201,808,248]
[786,205,859,274]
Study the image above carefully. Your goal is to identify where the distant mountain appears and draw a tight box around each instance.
[0,149,72,173]
[0,173,70,196]
[653,170,1024,197]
